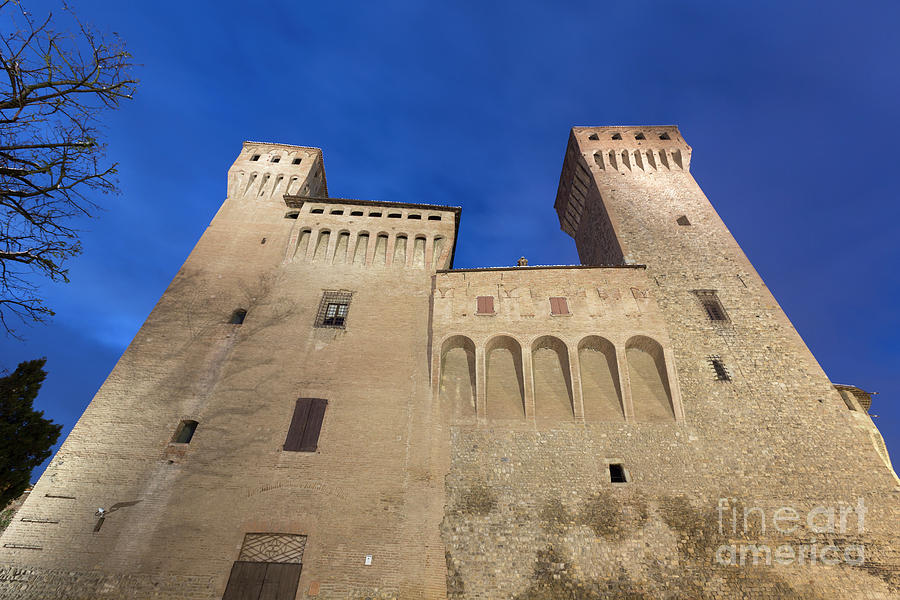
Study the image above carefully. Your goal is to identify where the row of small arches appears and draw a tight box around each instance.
[593,149,684,171]
[294,228,448,269]
[232,170,317,200]
[304,207,442,221]
[439,334,677,423]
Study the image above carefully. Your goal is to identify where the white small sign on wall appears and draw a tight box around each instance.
[364,555,373,566]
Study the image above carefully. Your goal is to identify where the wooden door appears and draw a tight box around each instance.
[222,561,302,600]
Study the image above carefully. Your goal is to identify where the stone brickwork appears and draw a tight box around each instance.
[1,129,897,599]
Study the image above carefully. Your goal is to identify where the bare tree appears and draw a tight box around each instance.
[0,1,137,334]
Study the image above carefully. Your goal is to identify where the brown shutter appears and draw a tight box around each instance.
[483,296,494,313]
[299,398,327,452]
[549,297,558,314]
[557,297,569,314]
[222,562,267,600]
[284,399,312,451]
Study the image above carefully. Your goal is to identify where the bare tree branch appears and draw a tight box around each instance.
[0,1,138,335]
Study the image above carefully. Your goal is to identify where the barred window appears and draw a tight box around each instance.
[315,291,352,328]
[693,290,729,322]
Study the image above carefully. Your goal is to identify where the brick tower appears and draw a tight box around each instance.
[1,128,897,599]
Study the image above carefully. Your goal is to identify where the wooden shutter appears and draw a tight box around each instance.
[222,562,267,600]
[477,296,494,314]
[299,398,327,452]
[283,399,311,452]
[550,297,568,315]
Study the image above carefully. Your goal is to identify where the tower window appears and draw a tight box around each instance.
[230,308,247,325]
[271,156,281,163]
[408,214,422,220]
[549,297,569,315]
[659,132,671,140]
[388,213,401,219]
[330,209,344,215]
[350,210,364,216]
[172,420,198,444]
[315,290,352,328]
[283,398,327,452]
[693,290,729,322]
[676,215,691,226]
[250,154,261,161]
[292,158,302,165]
[369,212,382,217]
[428,215,441,221]
[611,133,622,140]
[310,208,324,214]
[609,463,627,483]
[635,132,646,140]
[709,357,731,381]
[588,133,599,140]
[476,296,495,315]
[285,211,299,219]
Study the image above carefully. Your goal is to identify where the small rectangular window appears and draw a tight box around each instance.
[427,215,441,221]
[408,214,422,220]
[693,290,728,322]
[284,398,327,452]
[271,156,281,163]
[476,296,495,314]
[709,357,731,381]
[369,212,382,217]
[172,420,198,444]
[310,208,324,214]
[549,297,569,315]
[292,158,302,165]
[609,463,627,483]
[387,213,401,218]
[315,290,352,328]
[250,154,261,161]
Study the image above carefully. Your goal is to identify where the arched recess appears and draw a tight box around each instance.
[439,336,476,419]
[485,335,525,419]
[578,336,624,421]
[373,233,389,266]
[394,234,408,266]
[412,236,426,268]
[295,229,312,259]
[333,231,350,264]
[626,335,674,422]
[432,237,446,269]
[531,336,574,419]
[353,232,369,266]
[313,230,331,261]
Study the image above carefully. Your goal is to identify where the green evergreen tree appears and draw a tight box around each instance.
[0,358,61,508]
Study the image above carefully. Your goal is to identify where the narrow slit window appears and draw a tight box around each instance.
[230,308,247,324]
[172,420,198,444]
[408,214,422,220]
[283,398,327,452]
[427,215,441,221]
[330,209,344,215]
[315,291,352,328]
[476,296,495,314]
[609,463,627,483]
[709,357,731,381]
[369,212,382,217]
[310,208,324,214]
[694,290,729,322]
[549,297,569,315]
[350,210,364,216]
[388,213,402,219]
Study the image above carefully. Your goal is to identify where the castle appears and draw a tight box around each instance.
[1,126,898,599]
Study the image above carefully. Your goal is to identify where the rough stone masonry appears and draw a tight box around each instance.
[1,127,897,599]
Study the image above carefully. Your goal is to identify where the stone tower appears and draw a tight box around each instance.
[1,128,898,599]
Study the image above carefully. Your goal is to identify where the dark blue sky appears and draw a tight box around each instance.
[3,1,898,479]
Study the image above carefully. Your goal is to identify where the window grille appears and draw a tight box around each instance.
[315,291,352,328]
[693,290,729,322]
